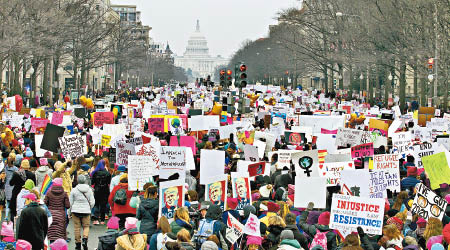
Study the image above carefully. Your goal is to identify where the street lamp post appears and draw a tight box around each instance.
[359,73,364,98]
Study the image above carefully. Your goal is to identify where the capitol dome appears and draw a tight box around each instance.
[184,20,210,58]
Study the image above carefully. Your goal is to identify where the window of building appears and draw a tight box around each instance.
[128,13,136,22]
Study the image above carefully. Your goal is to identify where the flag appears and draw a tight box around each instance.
[40,175,53,195]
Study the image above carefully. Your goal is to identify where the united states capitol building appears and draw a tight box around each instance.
[174,20,229,79]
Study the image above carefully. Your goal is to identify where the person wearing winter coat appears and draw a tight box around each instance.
[16,179,34,216]
[97,216,121,250]
[115,217,148,250]
[378,225,404,250]
[170,207,195,236]
[298,202,338,250]
[16,193,48,250]
[277,230,302,250]
[4,154,18,220]
[52,160,76,194]
[109,165,126,193]
[108,174,137,229]
[9,159,36,221]
[177,229,195,250]
[284,213,309,250]
[35,158,53,191]
[266,215,286,250]
[91,160,111,225]
[136,185,159,241]
[70,175,95,250]
[44,178,70,242]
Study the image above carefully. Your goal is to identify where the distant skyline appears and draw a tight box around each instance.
[110,0,301,59]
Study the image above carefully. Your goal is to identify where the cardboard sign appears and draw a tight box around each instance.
[351,143,374,159]
[294,177,327,208]
[160,146,186,179]
[40,124,65,153]
[422,152,450,190]
[248,162,266,177]
[128,155,158,191]
[391,131,413,155]
[116,142,136,166]
[159,180,185,220]
[411,183,448,220]
[125,136,143,146]
[58,134,87,160]
[335,128,367,147]
[231,172,252,210]
[168,117,183,135]
[225,213,244,244]
[372,154,400,192]
[101,135,111,147]
[93,112,114,127]
[320,161,354,186]
[148,118,164,133]
[135,139,161,169]
[244,144,259,162]
[330,194,385,235]
[413,143,437,168]
[369,170,396,198]
[10,115,24,128]
[291,150,320,178]
[204,174,228,211]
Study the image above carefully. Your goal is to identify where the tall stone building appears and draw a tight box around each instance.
[174,20,228,78]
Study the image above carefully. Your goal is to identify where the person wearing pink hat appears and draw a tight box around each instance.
[246,235,262,250]
[0,221,15,243]
[97,216,121,250]
[44,177,70,243]
[115,217,148,250]
[49,238,68,250]
[15,239,33,250]
[35,157,53,191]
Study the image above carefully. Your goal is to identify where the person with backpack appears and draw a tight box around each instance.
[108,174,136,229]
[194,204,226,249]
[91,160,111,225]
[298,202,338,250]
[69,175,95,250]
[97,216,121,250]
[136,184,159,242]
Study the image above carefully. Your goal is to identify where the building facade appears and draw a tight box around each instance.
[174,20,228,78]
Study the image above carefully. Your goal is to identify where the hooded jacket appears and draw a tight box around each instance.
[69,183,95,214]
[136,198,159,237]
[35,165,53,191]
[205,204,226,240]
[277,239,302,250]
[285,224,309,250]
[52,161,76,193]
[16,201,48,250]
[115,233,147,250]
[4,165,18,200]
[298,210,338,250]
[108,182,137,215]
[97,229,121,250]
[170,218,194,236]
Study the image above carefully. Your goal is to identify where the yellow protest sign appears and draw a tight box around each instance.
[422,152,450,190]
[101,135,111,147]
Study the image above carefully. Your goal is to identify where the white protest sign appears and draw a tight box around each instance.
[125,136,143,146]
[35,134,47,157]
[219,125,237,140]
[372,154,400,192]
[185,147,195,170]
[253,140,266,159]
[160,146,186,179]
[335,128,366,147]
[116,142,136,166]
[58,134,87,160]
[10,115,24,128]
[320,161,354,186]
[388,120,402,136]
[254,131,276,153]
[244,144,259,162]
[391,131,413,155]
[411,183,448,221]
[128,155,158,190]
[299,115,345,134]
[294,177,327,208]
[316,134,338,154]
[330,194,385,235]
[413,143,438,168]
[200,149,225,184]
[291,150,320,178]
[225,213,244,244]
[243,213,261,237]
[340,169,371,197]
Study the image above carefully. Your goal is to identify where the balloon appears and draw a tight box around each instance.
[112,107,118,119]
[14,95,22,112]
[1,133,5,140]
[86,98,94,109]
[64,95,70,103]
[211,102,222,115]
[80,96,87,107]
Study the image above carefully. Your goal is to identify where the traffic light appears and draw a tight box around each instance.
[219,69,226,86]
[226,69,233,87]
[236,64,247,88]
[428,58,434,70]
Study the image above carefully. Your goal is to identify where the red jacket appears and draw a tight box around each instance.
[108,183,136,215]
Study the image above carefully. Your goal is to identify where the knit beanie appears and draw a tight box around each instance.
[443,223,450,244]
[407,167,417,177]
[318,211,330,225]
[201,241,219,250]
[386,216,403,231]
[23,179,35,190]
[427,235,443,250]
[107,216,120,230]
[280,230,294,241]
[39,158,48,166]
[246,236,263,246]
[49,239,68,250]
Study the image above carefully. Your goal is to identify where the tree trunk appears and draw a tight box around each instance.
[420,75,427,107]
[348,64,353,98]
[399,59,407,111]
[43,58,49,105]
[22,59,27,97]
[338,63,343,90]
[444,76,448,112]
[0,56,3,89]
[368,67,373,105]
[13,56,21,95]
[413,64,418,101]
[53,56,61,104]
[322,65,328,93]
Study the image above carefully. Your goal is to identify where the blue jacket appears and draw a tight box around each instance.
[400,177,420,191]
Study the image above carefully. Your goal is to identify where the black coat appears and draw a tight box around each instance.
[16,202,48,250]
[9,170,36,216]
[92,170,111,203]
[97,229,121,250]
[137,198,159,237]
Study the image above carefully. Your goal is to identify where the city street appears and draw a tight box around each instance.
[67,220,107,249]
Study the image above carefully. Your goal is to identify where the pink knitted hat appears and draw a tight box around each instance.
[16,240,32,250]
[125,217,138,230]
[39,158,48,166]
[107,216,120,230]
[1,222,14,237]
[49,239,68,250]
[247,236,262,245]
[53,178,63,187]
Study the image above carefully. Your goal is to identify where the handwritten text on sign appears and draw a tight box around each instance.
[160,146,186,175]
[411,183,448,221]
[58,134,86,160]
[116,142,136,166]
[351,143,374,159]
[373,154,399,170]
[330,194,385,235]
[128,155,158,190]
[94,112,114,127]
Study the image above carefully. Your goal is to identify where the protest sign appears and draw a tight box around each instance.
[351,143,374,159]
[231,172,252,210]
[340,169,371,197]
[136,140,161,169]
[168,117,183,135]
[30,118,49,133]
[369,119,388,137]
[298,115,345,134]
[320,161,354,186]
[204,174,228,211]
[368,170,395,198]
[219,125,237,140]
[93,112,114,127]
[225,213,244,244]
[125,136,143,146]
[10,115,23,128]
[51,112,63,125]
[276,150,293,169]
[243,213,261,237]
[254,131,276,153]
[74,108,88,118]
[294,177,327,208]
[200,149,225,184]
[247,162,266,177]
[391,131,413,155]
[291,150,320,178]
[160,146,186,179]
[284,131,306,145]
[34,134,47,157]
[116,142,136,166]
[244,144,259,162]
[330,194,385,235]
[40,124,65,153]
[148,118,164,134]
[422,152,450,190]
[335,128,366,147]
[101,135,111,147]
[128,155,158,191]
[372,154,400,192]
[58,134,86,160]
[159,180,185,220]
[413,143,437,168]
[411,183,448,220]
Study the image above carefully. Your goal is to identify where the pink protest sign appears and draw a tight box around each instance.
[93,112,114,127]
[51,112,63,125]
[351,142,374,159]
[30,118,49,133]
[169,135,197,155]
[148,118,164,133]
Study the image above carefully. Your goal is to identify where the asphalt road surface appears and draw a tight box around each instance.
[67,219,107,249]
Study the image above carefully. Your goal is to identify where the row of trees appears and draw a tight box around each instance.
[0,0,186,104]
[228,0,449,111]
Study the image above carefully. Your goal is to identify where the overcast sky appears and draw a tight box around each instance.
[110,0,301,58]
